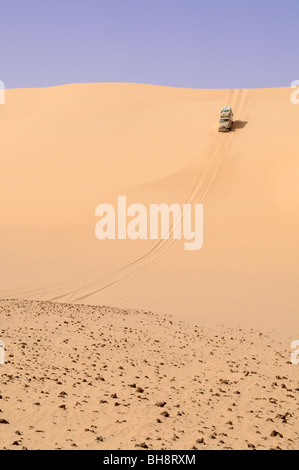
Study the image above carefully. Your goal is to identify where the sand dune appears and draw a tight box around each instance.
[0,299,298,450]
[0,83,298,337]
[0,84,298,450]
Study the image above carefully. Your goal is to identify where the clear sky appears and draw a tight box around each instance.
[0,0,298,89]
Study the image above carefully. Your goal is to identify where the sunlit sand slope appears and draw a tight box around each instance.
[0,84,298,335]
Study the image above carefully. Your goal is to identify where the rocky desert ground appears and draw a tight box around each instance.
[0,299,298,450]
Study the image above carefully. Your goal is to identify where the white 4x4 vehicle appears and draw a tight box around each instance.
[218,106,234,132]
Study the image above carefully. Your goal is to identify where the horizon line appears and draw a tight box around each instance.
[3,81,292,92]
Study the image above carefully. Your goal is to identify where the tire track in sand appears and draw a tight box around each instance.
[50,89,248,303]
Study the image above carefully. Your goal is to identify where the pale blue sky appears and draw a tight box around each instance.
[0,0,298,89]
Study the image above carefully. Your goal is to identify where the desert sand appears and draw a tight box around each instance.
[0,83,298,449]
[0,299,298,450]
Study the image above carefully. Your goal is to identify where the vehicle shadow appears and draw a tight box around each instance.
[232,120,248,131]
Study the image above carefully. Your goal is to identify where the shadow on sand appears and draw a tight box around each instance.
[232,120,248,131]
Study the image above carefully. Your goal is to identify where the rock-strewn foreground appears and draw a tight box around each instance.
[0,299,298,450]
